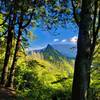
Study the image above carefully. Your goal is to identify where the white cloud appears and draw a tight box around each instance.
[53,38,59,42]
[26,46,46,51]
[53,36,78,44]
[69,36,78,43]
[61,39,67,43]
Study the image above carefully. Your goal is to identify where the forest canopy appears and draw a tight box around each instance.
[0,0,100,100]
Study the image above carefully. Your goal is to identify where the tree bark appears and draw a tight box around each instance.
[72,0,95,100]
[0,1,16,86]
[6,17,23,88]
[0,20,13,86]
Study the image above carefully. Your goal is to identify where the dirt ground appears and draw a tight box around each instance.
[0,86,16,100]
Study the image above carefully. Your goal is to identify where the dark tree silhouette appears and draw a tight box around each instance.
[0,0,16,85]
[72,0,100,100]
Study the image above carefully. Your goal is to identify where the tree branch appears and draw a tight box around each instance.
[90,1,100,56]
[93,43,100,56]
[22,12,33,29]
[71,0,80,26]
[51,77,68,84]
[95,9,100,35]
[93,0,98,35]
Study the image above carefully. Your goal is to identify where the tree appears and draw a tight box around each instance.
[0,0,34,86]
[6,15,23,87]
[0,0,16,86]
[4,0,71,88]
[5,0,34,87]
[72,0,100,100]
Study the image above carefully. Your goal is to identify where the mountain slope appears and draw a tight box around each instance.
[52,44,77,58]
[27,43,77,58]
[16,45,74,99]
[31,44,74,75]
[42,44,67,62]
[16,54,73,99]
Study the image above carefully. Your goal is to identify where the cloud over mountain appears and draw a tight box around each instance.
[53,39,59,42]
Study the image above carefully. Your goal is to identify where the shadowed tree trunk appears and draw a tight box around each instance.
[72,0,95,100]
[0,19,13,86]
[6,8,33,87]
[6,16,23,88]
[0,0,16,86]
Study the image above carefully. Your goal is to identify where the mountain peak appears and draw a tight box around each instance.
[45,44,55,51]
[42,44,67,62]
[46,44,53,49]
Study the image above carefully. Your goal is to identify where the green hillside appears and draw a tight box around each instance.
[14,45,74,100]
[43,44,66,62]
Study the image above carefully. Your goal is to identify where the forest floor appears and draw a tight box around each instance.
[0,86,16,100]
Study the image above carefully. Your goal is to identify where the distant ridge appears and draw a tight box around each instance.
[42,44,67,62]
[26,44,74,74]
[26,44,76,59]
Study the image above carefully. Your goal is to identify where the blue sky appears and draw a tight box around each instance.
[26,0,79,50]
[28,22,78,50]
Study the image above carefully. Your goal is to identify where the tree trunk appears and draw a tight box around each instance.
[6,17,23,88]
[0,22,13,86]
[72,0,94,100]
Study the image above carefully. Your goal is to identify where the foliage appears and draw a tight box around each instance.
[13,53,73,100]
[0,0,100,99]
[89,42,100,100]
